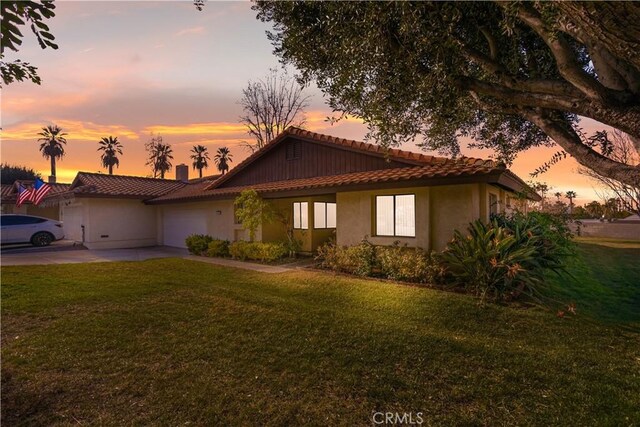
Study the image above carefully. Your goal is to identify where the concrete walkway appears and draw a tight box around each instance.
[0,246,303,273]
[0,246,189,266]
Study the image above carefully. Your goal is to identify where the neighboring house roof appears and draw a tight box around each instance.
[1,181,71,203]
[66,172,187,199]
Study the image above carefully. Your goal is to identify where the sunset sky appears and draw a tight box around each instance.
[1,1,612,204]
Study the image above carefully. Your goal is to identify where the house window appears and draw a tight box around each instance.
[286,141,301,160]
[313,202,337,229]
[489,193,499,216]
[375,194,415,237]
[293,202,308,229]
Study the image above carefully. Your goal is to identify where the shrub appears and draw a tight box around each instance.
[316,239,445,283]
[206,239,230,257]
[185,234,214,255]
[440,216,570,303]
[316,239,375,277]
[492,212,574,273]
[229,241,250,260]
[229,241,288,262]
[377,243,443,283]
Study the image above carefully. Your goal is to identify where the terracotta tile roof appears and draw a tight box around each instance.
[1,182,71,203]
[149,161,525,203]
[207,126,498,190]
[68,172,187,199]
[1,184,14,199]
[146,179,219,203]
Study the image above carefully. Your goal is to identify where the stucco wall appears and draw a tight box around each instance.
[429,184,481,251]
[336,184,492,251]
[574,220,640,240]
[336,187,430,249]
[79,198,158,249]
[2,204,61,220]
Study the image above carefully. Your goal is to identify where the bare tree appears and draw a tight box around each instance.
[239,69,311,152]
[580,130,640,216]
[145,134,173,179]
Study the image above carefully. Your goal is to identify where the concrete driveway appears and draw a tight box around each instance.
[1,245,188,266]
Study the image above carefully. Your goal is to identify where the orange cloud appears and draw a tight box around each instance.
[143,122,246,136]
[2,120,139,142]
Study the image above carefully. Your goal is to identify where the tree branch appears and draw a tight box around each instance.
[524,111,640,187]
[509,4,612,103]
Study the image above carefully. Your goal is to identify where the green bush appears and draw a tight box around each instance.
[317,238,375,277]
[377,243,443,283]
[440,215,571,303]
[206,239,230,257]
[316,239,444,283]
[185,234,214,255]
[229,241,288,262]
[492,212,574,271]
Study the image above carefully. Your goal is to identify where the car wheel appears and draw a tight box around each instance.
[31,232,54,247]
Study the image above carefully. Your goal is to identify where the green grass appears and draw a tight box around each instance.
[2,244,639,426]
[546,238,640,324]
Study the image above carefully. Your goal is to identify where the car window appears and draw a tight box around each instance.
[1,216,16,226]
[2,216,46,225]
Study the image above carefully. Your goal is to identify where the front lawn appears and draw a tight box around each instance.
[2,242,639,425]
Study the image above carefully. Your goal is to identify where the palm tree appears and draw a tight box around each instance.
[190,145,210,178]
[38,125,67,181]
[554,192,563,202]
[153,143,173,179]
[214,147,233,175]
[97,136,123,175]
[565,191,576,214]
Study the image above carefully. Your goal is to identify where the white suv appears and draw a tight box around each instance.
[0,214,65,246]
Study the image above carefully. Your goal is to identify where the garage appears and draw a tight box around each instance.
[162,207,208,248]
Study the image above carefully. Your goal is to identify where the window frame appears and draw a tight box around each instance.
[293,201,309,230]
[374,194,416,238]
[313,202,337,229]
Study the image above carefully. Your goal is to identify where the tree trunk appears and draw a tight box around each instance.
[109,164,113,175]
[199,167,203,178]
[50,156,56,177]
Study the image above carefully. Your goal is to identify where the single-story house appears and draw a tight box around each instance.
[54,127,539,251]
[1,181,70,220]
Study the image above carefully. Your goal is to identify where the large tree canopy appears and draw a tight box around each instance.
[254,1,640,186]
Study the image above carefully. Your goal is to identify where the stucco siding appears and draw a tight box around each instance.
[429,184,480,251]
[336,187,430,249]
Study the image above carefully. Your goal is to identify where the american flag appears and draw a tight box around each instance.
[16,184,33,207]
[31,178,51,206]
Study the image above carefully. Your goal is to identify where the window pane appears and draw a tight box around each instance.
[300,202,308,229]
[314,202,326,229]
[326,203,336,228]
[376,196,394,236]
[395,195,415,237]
[293,202,301,229]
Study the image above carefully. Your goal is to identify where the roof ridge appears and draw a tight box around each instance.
[76,171,182,182]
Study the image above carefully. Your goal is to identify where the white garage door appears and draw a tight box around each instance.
[163,208,207,248]
[62,205,84,242]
